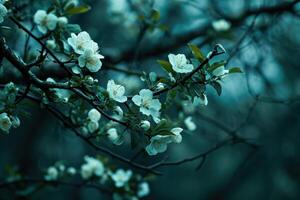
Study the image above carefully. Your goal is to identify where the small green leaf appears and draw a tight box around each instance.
[229,67,243,73]
[210,81,222,96]
[188,44,205,62]
[157,60,173,73]
[151,9,160,22]
[65,5,91,15]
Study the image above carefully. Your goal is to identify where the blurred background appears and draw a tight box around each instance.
[1,0,300,199]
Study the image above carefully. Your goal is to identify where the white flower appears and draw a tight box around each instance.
[67,31,98,54]
[67,167,76,175]
[11,116,20,128]
[87,120,99,133]
[110,169,132,188]
[0,3,7,24]
[113,106,123,119]
[107,128,123,145]
[34,10,58,33]
[212,66,229,77]
[140,120,150,131]
[156,82,165,91]
[149,72,157,82]
[88,108,101,122]
[80,156,105,179]
[145,127,183,156]
[46,40,56,49]
[107,80,127,103]
[0,112,12,133]
[145,135,171,156]
[184,116,196,131]
[212,19,231,32]
[193,94,208,106]
[44,166,58,181]
[137,182,150,198]
[169,127,183,143]
[132,89,161,123]
[78,49,104,72]
[168,53,194,73]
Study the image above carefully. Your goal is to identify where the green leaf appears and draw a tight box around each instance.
[157,60,173,73]
[65,24,82,33]
[188,44,205,62]
[229,67,243,73]
[210,81,222,96]
[65,5,91,15]
[151,9,160,22]
[207,60,227,72]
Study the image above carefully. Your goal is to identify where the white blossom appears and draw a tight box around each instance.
[80,156,105,179]
[44,166,58,181]
[113,106,123,119]
[193,94,208,106]
[149,72,157,82]
[67,167,76,175]
[57,16,68,26]
[212,19,231,32]
[184,116,197,131]
[107,80,127,103]
[132,89,161,123]
[46,40,56,49]
[67,31,99,54]
[168,53,194,73]
[212,66,229,77]
[110,169,132,188]
[11,116,20,128]
[87,120,99,133]
[88,108,101,122]
[140,120,150,131]
[0,112,12,133]
[156,82,165,91]
[145,127,183,156]
[78,49,104,72]
[33,10,58,33]
[0,2,7,24]
[137,182,150,198]
[107,128,123,145]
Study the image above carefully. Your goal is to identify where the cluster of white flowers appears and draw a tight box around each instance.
[80,156,105,179]
[87,108,101,133]
[110,169,132,188]
[0,0,7,24]
[44,164,76,181]
[107,80,127,103]
[168,53,194,73]
[145,127,183,156]
[0,113,20,134]
[67,31,104,73]
[212,19,231,32]
[33,10,68,33]
[132,89,161,123]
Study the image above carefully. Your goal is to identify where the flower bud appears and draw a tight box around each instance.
[140,120,150,131]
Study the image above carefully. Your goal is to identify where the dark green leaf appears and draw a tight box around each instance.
[188,44,205,62]
[157,60,173,73]
[229,67,243,73]
[65,5,91,15]
[210,81,222,96]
